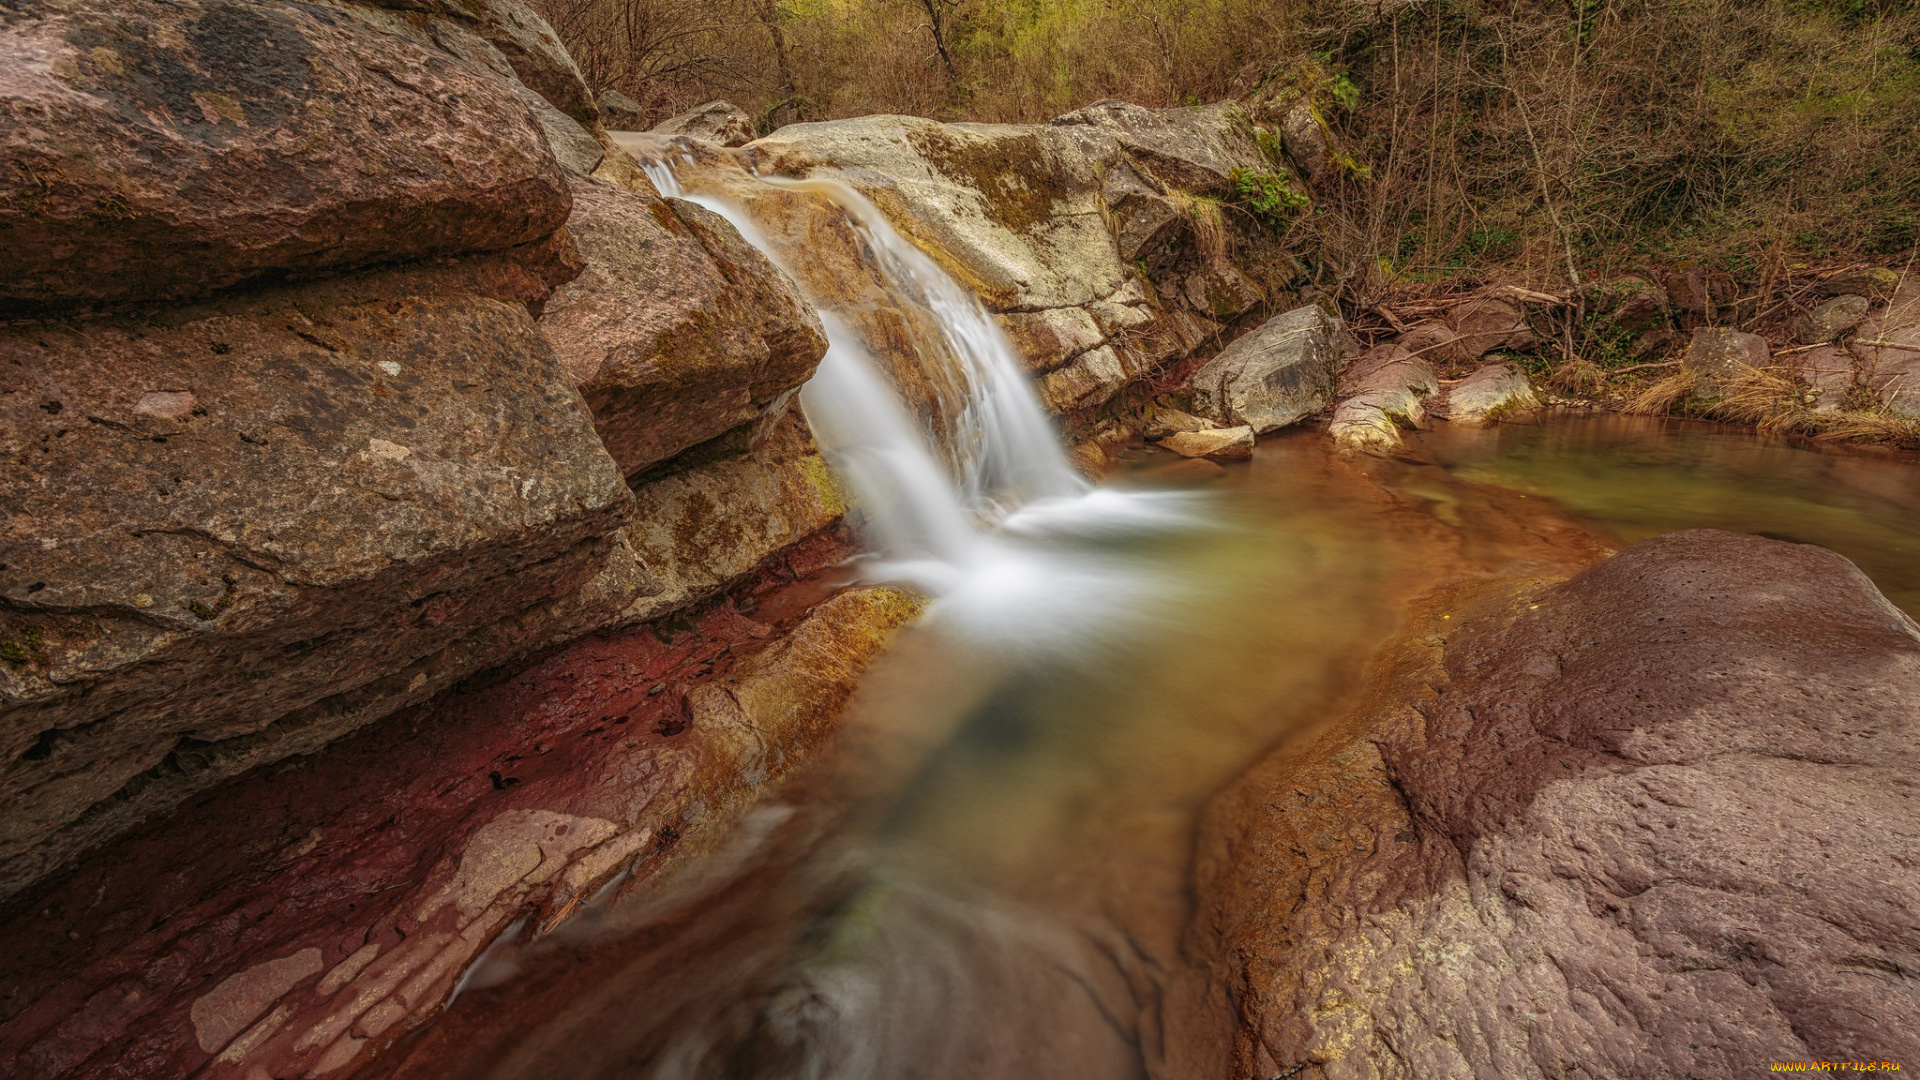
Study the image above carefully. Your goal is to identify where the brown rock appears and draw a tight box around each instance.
[539,179,827,478]
[598,89,648,131]
[1330,345,1437,453]
[1159,425,1254,460]
[0,0,573,312]
[1849,280,1920,417]
[1815,267,1902,301]
[1040,346,1132,413]
[651,100,757,148]
[1449,295,1536,358]
[1192,531,1920,1079]
[359,0,600,125]
[0,261,632,899]
[1182,264,1264,320]
[1394,320,1471,367]
[1190,304,1355,432]
[1580,275,1675,357]
[1685,326,1771,397]
[1665,262,1739,328]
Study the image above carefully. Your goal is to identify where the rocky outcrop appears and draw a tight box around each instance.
[359,0,600,126]
[0,0,574,313]
[652,100,757,147]
[0,549,917,1080]
[540,178,827,479]
[0,260,631,899]
[598,90,648,131]
[1188,530,1920,1079]
[1444,361,1540,425]
[1190,304,1356,432]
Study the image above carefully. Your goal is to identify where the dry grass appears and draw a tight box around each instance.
[1165,188,1231,265]
[1623,368,1698,416]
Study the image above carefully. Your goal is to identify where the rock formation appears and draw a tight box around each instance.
[1186,531,1920,1079]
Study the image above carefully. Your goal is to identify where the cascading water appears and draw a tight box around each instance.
[635,145,1199,653]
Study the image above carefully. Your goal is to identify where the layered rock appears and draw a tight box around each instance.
[540,178,827,479]
[1188,531,1920,1079]
[1,0,573,312]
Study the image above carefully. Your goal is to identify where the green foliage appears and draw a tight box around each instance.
[1330,72,1361,111]
[1229,168,1310,229]
[0,626,44,665]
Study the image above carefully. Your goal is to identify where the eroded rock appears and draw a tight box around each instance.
[1189,530,1920,1080]
[1159,426,1253,460]
[0,0,572,312]
[0,262,631,898]
[359,0,599,125]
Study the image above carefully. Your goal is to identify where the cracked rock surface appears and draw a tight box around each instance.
[1184,530,1920,1080]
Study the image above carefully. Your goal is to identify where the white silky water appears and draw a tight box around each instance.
[638,148,1197,657]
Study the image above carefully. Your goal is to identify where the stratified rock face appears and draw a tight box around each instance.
[1190,304,1355,432]
[0,264,632,898]
[651,100,757,147]
[540,179,828,478]
[1191,530,1920,1080]
[0,0,572,312]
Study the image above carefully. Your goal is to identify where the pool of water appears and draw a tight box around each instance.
[373,414,1920,1080]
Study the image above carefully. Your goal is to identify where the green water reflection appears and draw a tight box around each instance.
[1416,413,1920,616]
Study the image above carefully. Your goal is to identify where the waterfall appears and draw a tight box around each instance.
[636,144,1198,653]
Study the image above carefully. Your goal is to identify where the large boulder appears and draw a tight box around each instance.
[1329,344,1436,453]
[539,179,828,479]
[1792,293,1870,344]
[0,0,573,313]
[651,100,757,147]
[0,261,633,898]
[598,89,648,131]
[1189,304,1356,433]
[1189,531,1920,1079]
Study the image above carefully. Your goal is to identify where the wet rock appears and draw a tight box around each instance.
[1190,305,1355,433]
[652,100,757,147]
[1329,344,1437,453]
[1190,530,1920,1080]
[1816,267,1901,301]
[0,262,632,899]
[1793,294,1871,344]
[1159,426,1254,460]
[1685,326,1771,397]
[1445,362,1539,425]
[1848,280,1920,416]
[539,179,827,478]
[995,308,1106,374]
[1,0,573,313]
[609,414,847,628]
[360,0,599,125]
[1449,295,1536,359]
[0,552,915,1080]
[1142,405,1217,440]
[598,89,649,131]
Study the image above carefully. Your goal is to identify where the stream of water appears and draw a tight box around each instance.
[374,147,1920,1079]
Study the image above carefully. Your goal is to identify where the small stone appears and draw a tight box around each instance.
[1159,425,1254,460]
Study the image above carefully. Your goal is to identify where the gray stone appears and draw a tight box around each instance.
[995,308,1105,374]
[1039,346,1132,413]
[1190,305,1356,433]
[1794,294,1871,344]
[652,100,758,148]
[599,90,649,131]
[1446,362,1539,425]
[1685,327,1772,397]
[1849,281,1920,416]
